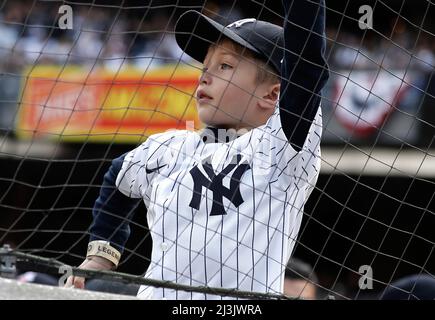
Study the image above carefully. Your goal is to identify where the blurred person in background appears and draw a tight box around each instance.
[284,258,318,300]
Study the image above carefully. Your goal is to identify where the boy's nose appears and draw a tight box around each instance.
[199,68,212,85]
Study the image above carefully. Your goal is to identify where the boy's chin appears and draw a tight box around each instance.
[198,110,223,127]
[197,107,244,129]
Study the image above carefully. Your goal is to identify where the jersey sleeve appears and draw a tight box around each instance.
[88,132,176,255]
[115,132,174,200]
[89,153,141,254]
[279,0,329,151]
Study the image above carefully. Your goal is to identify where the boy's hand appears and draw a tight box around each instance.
[63,256,115,289]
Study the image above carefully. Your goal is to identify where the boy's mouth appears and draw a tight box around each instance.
[196,90,213,103]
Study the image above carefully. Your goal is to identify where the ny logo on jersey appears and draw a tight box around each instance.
[189,154,251,216]
[227,18,256,29]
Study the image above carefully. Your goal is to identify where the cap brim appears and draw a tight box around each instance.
[175,10,260,64]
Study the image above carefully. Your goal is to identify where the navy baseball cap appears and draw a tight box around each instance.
[174,10,284,75]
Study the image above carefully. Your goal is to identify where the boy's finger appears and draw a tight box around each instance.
[63,276,74,288]
[73,276,85,289]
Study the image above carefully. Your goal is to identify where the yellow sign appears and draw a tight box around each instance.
[16,64,201,143]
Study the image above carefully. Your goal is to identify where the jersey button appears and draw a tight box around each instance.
[160,242,168,251]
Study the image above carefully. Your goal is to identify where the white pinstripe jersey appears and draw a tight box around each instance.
[116,105,323,300]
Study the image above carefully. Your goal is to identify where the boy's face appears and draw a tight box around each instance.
[195,39,276,129]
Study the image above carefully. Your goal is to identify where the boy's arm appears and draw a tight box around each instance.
[279,0,329,151]
[88,134,169,262]
[64,154,141,288]
[88,153,141,263]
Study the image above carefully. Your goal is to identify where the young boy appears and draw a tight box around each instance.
[66,0,329,299]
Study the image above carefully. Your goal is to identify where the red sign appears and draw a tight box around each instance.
[16,65,201,142]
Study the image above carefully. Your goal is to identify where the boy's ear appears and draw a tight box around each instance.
[258,83,280,110]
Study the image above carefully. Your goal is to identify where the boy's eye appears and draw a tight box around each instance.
[220,63,233,70]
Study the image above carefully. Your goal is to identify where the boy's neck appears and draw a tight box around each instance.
[200,125,251,143]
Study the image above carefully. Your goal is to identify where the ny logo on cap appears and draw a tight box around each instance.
[227,18,256,29]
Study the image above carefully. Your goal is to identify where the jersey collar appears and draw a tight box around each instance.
[199,127,245,144]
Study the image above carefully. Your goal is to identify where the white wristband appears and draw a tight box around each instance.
[87,241,121,267]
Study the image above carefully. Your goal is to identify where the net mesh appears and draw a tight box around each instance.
[0,0,434,300]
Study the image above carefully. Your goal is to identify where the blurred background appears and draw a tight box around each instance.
[0,0,434,299]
